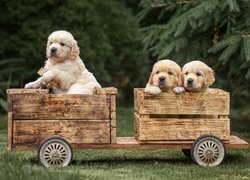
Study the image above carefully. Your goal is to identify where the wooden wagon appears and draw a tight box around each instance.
[6,88,249,167]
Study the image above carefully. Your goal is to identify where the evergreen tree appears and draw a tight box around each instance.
[0,0,149,111]
[139,0,250,110]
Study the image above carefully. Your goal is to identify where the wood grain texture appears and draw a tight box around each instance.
[13,120,111,144]
[12,94,110,120]
[94,87,118,95]
[135,113,230,142]
[110,94,117,143]
[134,88,230,115]
[10,136,248,151]
[8,112,13,151]
[7,89,49,95]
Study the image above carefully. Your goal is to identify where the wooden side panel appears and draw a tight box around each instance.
[7,89,49,95]
[134,88,230,115]
[12,94,109,120]
[134,88,142,113]
[134,113,139,139]
[13,120,110,144]
[7,94,13,151]
[94,87,118,95]
[110,95,117,143]
[135,113,230,142]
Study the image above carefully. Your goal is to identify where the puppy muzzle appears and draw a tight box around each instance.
[158,76,167,87]
[187,78,193,87]
[50,47,57,56]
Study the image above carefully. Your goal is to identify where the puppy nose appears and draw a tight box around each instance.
[187,78,193,83]
[50,47,57,53]
[159,76,166,82]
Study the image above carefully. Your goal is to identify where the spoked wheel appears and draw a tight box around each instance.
[191,135,225,167]
[182,149,191,158]
[38,137,73,167]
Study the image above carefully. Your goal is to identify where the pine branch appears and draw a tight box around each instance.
[227,0,240,13]
[243,36,250,62]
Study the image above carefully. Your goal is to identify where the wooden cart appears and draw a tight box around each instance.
[6,88,249,167]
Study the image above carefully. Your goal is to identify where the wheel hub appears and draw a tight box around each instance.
[52,151,60,160]
[205,149,214,158]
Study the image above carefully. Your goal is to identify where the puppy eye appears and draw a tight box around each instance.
[168,71,173,75]
[185,72,188,75]
[49,42,52,45]
[196,72,201,76]
[60,42,65,46]
[156,71,160,74]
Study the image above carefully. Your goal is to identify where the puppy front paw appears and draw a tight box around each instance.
[42,71,54,84]
[173,87,185,94]
[24,82,36,89]
[145,86,161,95]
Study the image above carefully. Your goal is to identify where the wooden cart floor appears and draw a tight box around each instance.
[71,135,248,150]
[11,135,248,151]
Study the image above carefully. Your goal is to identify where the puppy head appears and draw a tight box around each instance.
[46,30,80,63]
[182,60,215,92]
[148,59,182,91]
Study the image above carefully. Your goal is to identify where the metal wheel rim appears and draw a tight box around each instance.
[39,139,72,167]
[193,137,225,167]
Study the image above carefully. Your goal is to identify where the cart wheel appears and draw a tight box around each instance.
[182,149,191,158]
[38,137,73,167]
[191,135,225,167]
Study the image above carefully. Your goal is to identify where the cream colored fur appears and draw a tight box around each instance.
[145,59,182,95]
[25,30,101,94]
[182,60,215,93]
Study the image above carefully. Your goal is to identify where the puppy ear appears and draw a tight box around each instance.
[70,40,80,60]
[205,68,215,86]
[177,72,183,86]
[46,42,50,59]
[147,73,154,85]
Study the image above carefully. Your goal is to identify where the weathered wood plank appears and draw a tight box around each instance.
[9,136,249,151]
[7,94,13,151]
[8,112,13,151]
[94,87,118,95]
[13,120,111,144]
[135,113,230,142]
[226,136,249,149]
[12,94,110,120]
[7,89,49,95]
[134,88,230,115]
[110,94,117,143]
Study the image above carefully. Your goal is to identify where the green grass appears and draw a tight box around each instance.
[0,107,249,180]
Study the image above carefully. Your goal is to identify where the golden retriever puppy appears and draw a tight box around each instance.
[144,59,182,95]
[182,60,215,92]
[25,30,101,94]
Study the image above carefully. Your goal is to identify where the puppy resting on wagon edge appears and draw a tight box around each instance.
[144,59,183,95]
[25,30,101,94]
[181,60,215,93]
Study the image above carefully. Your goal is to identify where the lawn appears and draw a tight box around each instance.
[0,107,249,180]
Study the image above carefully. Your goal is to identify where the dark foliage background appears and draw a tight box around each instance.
[139,0,250,116]
[0,0,149,111]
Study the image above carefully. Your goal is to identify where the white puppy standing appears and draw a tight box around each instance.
[25,30,101,94]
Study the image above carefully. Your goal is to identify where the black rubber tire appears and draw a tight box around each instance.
[182,149,191,158]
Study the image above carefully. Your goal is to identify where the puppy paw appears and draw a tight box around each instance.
[24,82,36,89]
[42,71,54,84]
[145,86,161,95]
[173,87,185,94]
